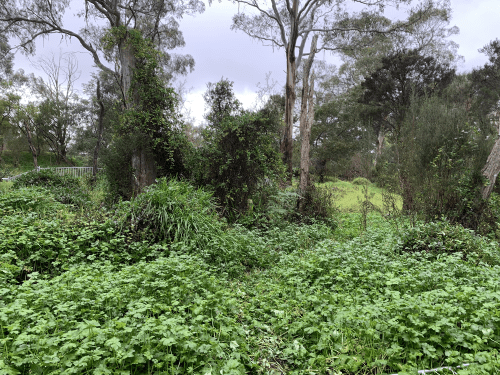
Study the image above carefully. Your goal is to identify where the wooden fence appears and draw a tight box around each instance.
[1,167,101,182]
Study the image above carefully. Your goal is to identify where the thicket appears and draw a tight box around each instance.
[101,28,192,200]
[398,90,492,232]
[11,169,90,208]
[193,79,284,219]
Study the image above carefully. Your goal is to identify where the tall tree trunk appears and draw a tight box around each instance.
[93,80,105,181]
[23,119,38,169]
[131,148,157,195]
[282,51,297,183]
[0,139,4,163]
[482,136,500,200]
[299,34,318,193]
[281,0,299,184]
[374,125,385,168]
[119,32,157,194]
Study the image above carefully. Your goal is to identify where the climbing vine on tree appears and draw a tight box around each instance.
[101,27,191,199]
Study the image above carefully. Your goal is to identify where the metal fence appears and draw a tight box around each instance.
[1,166,100,182]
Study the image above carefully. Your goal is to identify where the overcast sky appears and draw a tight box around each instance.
[11,0,500,126]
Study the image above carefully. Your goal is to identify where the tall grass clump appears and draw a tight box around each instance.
[115,178,255,275]
[117,177,221,244]
[115,178,335,276]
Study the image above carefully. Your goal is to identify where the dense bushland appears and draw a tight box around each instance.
[1,178,500,375]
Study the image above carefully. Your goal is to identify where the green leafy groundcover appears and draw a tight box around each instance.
[1,182,500,374]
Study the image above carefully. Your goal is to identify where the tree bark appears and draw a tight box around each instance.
[119,32,157,194]
[93,80,105,180]
[374,125,385,168]
[299,34,318,193]
[281,0,299,184]
[22,119,38,169]
[282,48,297,183]
[131,147,157,195]
[482,136,500,200]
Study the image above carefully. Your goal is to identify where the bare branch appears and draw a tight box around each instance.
[270,0,288,47]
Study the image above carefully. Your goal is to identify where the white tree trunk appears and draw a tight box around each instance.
[374,126,385,168]
[299,35,318,193]
[283,51,297,183]
[482,136,500,200]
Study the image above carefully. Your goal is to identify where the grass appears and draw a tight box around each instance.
[0,181,12,193]
[318,179,403,213]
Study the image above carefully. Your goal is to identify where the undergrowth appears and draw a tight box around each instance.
[1,178,500,374]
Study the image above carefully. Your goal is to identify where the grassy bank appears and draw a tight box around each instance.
[318,179,403,213]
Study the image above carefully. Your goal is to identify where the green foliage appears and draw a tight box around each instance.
[400,91,491,230]
[116,177,220,244]
[0,151,83,175]
[0,255,252,374]
[359,49,455,137]
[399,220,500,265]
[11,169,90,208]
[197,79,284,217]
[102,28,191,199]
[2,177,500,374]
[352,177,371,186]
[0,212,162,282]
[311,94,372,182]
[115,178,333,276]
[297,185,338,226]
[101,132,145,201]
[0,186,65,215]
[0,180,12,193]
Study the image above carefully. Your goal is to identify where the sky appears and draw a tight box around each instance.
[11,0,500,126]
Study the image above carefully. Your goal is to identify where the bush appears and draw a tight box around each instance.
[0,187,65,215]
[399,220,500,265]
[352,177,371,186]
[0,256,251,374]
[116,177,221,244]
[297,185,337,227]
[195,79,284,218]
[12,169,90,208]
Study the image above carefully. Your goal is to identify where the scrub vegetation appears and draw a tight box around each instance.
[1,174,500,375]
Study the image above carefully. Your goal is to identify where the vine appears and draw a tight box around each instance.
[101,27,191,198]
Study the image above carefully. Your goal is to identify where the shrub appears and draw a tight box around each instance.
[12,169,90,208]
[297,185,337,227]
[116,177,221,244]
[399,220,500,265]
[352,177,371,186]
[195,78,284,218]
[0,187,65,215]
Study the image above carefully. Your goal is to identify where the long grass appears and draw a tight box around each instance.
[318,179,403,213]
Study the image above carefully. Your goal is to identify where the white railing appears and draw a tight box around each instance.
[1,166,101,181]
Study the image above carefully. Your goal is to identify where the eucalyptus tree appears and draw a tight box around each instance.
[231,0,449,182]
[1,0,204,191]
[29,53,81,164]
[359,49,455,210]
[471,40,500,200]
[0,34,14,81]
